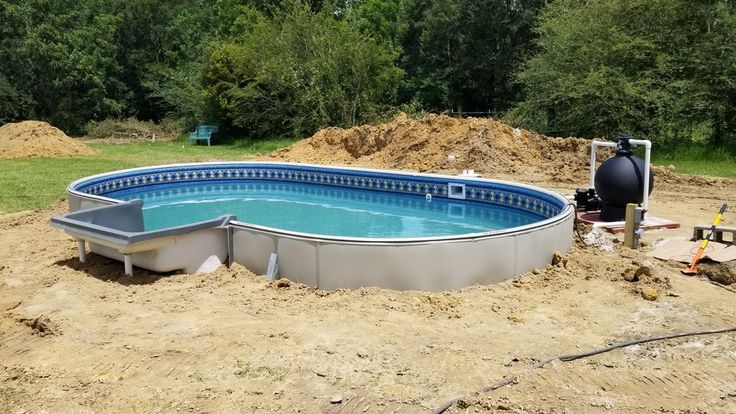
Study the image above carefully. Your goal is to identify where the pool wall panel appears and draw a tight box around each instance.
[232,231,277,275]
[70,196,113,212]
[228,209,572,291]
[275,238,319,287]
[514,215,573,273]
[315,237,518,291]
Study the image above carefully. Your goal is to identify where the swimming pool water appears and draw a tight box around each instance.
[110,181,544,238]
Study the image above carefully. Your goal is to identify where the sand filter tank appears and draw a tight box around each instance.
[593,134,654,221]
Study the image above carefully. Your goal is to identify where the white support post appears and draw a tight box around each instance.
[266,252,279,281]
[589,143,596,189]
[589,141,619,189]
[629,139,652,211]
[77,240,86,263]
[124,254,133,277]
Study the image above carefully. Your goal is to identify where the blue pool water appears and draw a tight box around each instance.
[110,181,544,238]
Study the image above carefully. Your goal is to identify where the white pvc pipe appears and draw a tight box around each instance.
[629,139,651,211]
[589,141,618,189]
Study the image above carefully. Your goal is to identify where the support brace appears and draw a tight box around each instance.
[266,252,279,281]
[77,240,86,263]
[124,254,133,276]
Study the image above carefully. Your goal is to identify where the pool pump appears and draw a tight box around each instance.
[578,133,654,222]
[574,188,601,212]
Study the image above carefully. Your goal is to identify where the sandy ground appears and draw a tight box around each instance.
[1,166,735,413]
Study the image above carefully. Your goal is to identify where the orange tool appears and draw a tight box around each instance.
[682,203,728,275]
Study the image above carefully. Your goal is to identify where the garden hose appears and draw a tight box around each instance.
[433,326,736,414]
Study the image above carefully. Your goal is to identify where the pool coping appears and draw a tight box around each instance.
[66,161,575,244]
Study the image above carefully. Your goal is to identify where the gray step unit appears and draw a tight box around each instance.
[51,200,235,276]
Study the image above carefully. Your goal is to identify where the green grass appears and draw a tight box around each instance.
[0,137,298,214]
[651,145,736,178]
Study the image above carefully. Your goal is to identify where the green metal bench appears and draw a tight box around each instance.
[189,125,219,146]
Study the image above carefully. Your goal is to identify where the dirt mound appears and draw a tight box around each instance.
[19,315,61,337]
[0,120,97,159]
[272,113,602,182]
[699,261,736,285]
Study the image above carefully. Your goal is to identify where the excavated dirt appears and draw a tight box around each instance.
[2,115,736,413]
[1,201,735,413]
[272,113,608,183]
[699,261,736,285]
[0,120,96,159]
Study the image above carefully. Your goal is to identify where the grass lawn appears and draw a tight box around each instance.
[651,145,736,178]
[0,137,298,214]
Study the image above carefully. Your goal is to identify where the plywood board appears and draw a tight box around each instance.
[648,237,736,263]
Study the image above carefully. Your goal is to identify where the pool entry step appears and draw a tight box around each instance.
[51,200,234,276]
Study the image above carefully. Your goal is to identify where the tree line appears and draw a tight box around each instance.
[1,0,735,149]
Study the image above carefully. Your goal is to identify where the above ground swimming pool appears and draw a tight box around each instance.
[58,162,574,291]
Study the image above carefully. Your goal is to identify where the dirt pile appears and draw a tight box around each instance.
[0,120,97,159]
[19,315,61,337]
[699,261,736,285]
[272,113,604,182]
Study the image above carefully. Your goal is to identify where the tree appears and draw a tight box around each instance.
[201,1,403,137]
[23,0,124,133]
[395,0,545,113]
[119,0,283,126]
[0,0,127,134]
[0,1,35,124]
[509,0,736,149]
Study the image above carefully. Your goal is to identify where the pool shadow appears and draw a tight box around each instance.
[55,253,175,285]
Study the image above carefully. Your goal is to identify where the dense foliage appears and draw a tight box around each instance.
[1,0,735,149]
[200,2,403,136]
[509,0,736,148]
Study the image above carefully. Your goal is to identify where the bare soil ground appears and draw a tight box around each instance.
[0,121,96,159]
[2,116,736,413]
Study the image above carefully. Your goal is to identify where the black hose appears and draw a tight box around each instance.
[553,326,736,363]
[433,326,736,414]
[710,280,736,294]
[574,219,585,244]
[570,202,585,245]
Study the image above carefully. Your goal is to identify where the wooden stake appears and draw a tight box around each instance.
[624,203,637,249]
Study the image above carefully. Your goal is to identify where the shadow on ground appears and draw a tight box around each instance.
[54,253,175,285]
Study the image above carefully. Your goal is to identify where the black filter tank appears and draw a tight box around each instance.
[594,146,654,221]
